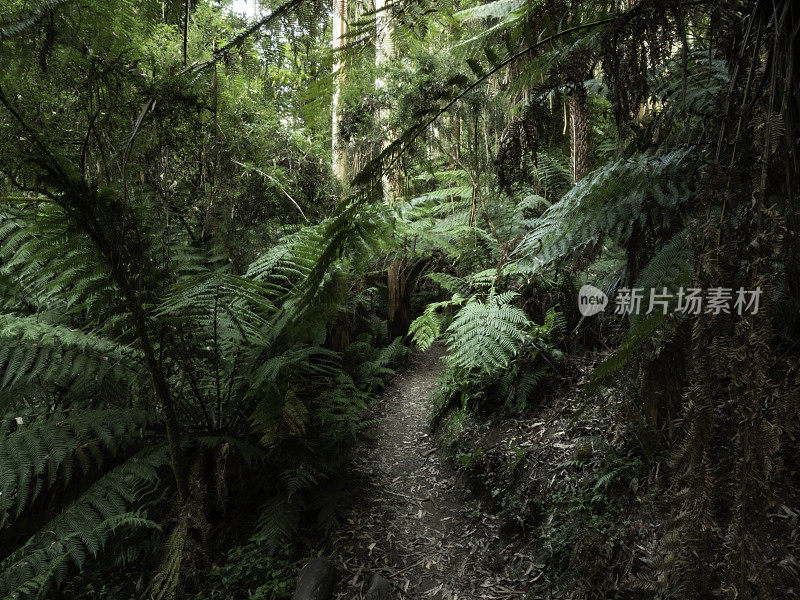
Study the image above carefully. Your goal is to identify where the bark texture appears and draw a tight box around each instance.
[569,88,589,183]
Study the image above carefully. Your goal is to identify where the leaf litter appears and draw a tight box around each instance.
[325,347,537,599]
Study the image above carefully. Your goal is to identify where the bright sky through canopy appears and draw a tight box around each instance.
[229,0,259,18]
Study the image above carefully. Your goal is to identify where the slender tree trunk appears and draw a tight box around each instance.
[182,0,189,67]
[329,312,352,352]
[331,0,348,183]
[569,86,589,182]
[375,0,399,202]
[131,306,191,502]
[374,0,410,337]
[330,0,353,346]
[387,256,410,340]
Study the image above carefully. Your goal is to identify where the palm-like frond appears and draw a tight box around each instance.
[445,291,530,372]
[0,409,158,527]
[0,447,166,599]
[516,147,694,272]
[0,315,145,402]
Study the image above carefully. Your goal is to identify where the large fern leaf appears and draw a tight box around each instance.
[516,147,695,272]
[445,291,530,372]
[0,315,145,398]
[0,409,159,527]
[0,447,166,599]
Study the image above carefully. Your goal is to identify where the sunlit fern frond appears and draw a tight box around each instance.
[445,290,530,372]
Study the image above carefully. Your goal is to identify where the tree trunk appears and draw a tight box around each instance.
[569,87,589,183]
[387,256,410,340]
[329,312,352,352]
[331,0,348,183]
[640,321,690,440]
[182,0,191,67]
[374,0,399,203]
[375,0,408,335]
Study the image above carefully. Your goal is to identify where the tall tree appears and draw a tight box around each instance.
[332,0,349,183]
[375,0,398,202]
[374,0,411,339]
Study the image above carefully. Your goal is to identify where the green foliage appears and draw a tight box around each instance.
[630,229,692,320]
[445,291,529,372]
[0,205,122,326]
[0,2,400,594]
[0,409,158,526]
[0,315,144,402]
[0,0,795,597]
[409,293,466,352]
[587,229,691,389]
[425,291,565,424]
[517,147,695,272]
[193,542,295,600]
[343,335,410,392]
[538,448,645,574]
[530,151,573,199]
[411,289,532,373]
[0,448,167,599]
[254,329,406,552]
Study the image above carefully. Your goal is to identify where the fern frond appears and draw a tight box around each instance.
[0,409,159,527]
[517,147,694,272]
[445,291,530,372]
[0,315,144,395]
[586,313,669,391]
[0,206,121,324]
[0,0,74,41]
[255,496,301,551]
[409,294,467,351]
[0,447,166,599]
[427,272,472,296]
[630,228,692,326]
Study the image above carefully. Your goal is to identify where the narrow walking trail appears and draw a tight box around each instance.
[327,347,533,600]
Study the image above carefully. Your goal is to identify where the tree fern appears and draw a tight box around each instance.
[0,409,159,527]
[587,229,692,388]
[629,228,692,326]
[342,335,409,392]
[427,273,473,296]
[409,294,467,351]
[246,225,328,297]
[0,315,145,400]
[409,308,444,352]
[0,0,75,41]
[0,206,120,324]
[530,151,573,199]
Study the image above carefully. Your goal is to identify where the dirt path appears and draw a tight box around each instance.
[327,347,533,600]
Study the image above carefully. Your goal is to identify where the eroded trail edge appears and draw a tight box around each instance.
[326,348,531,600]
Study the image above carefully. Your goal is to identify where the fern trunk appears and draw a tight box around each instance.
[640,322,689,439]
[569,87,589,183]
[130,308,191,503]
[329,311,352,352]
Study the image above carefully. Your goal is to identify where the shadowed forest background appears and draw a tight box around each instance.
[0,0,798,598]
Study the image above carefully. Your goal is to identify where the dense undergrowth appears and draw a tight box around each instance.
[1,0,799,598]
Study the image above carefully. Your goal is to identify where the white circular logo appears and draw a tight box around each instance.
[578,284,608,316]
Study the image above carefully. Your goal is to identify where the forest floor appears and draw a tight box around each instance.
[325,347,535,600]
